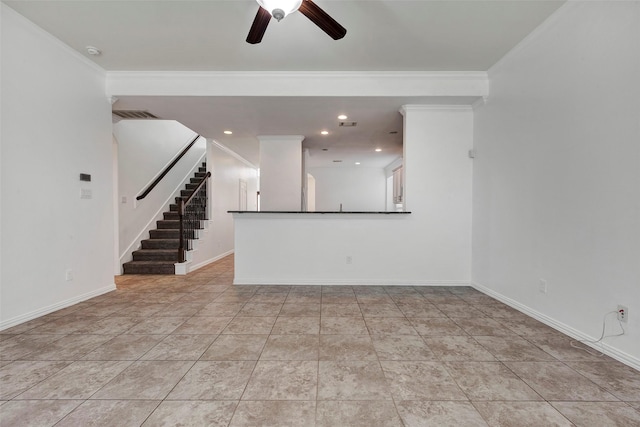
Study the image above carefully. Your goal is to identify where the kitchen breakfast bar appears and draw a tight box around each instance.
[228,211,422,286]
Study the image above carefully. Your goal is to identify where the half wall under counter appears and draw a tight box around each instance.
[228,211,469,286]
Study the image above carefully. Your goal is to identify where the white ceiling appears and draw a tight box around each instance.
[5,0,565,167]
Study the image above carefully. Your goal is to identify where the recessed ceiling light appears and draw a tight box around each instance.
[86,46,101,56]
[337,115,348,120]
[355,162,361,165]
[321,130,329,135]
[223,130,233,135]
[375,148,382,152]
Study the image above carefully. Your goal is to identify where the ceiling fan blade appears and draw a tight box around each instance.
[246,7,271,44]
[298,0,347,40]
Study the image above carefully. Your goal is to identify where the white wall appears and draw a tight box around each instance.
[187,141,258,271]
[258,136,303,211]
[307,167,386,212]
[114,120,205,265]
[472,2,640,367]
[234,106,473,285]
[1,5,114,327]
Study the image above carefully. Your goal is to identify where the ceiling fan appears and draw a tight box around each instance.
[247,0,347,44]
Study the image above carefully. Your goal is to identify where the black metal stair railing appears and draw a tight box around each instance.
[137,135,201,201]
[178,171,211,263]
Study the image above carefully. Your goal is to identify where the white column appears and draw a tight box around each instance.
[258,135,304,211]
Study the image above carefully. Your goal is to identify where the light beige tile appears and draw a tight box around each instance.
[0,334,63,361]
[528,335,611,361]
[473,335,557,361]
[371,334,437,361]
[230,401,315,427]
[242,360,318,400]
[167,361,254,400]
[380,361,467,401]
[171,316,231,334]
[195,302,245,316]
[318,361,391,400]
[319,335,377,360]
[321,303,362,317]
[72,316,143,335]
[505,361,618,401]
[200,334,268,360]
[143,400,237,426]
[22,334,115,360]
[0,318,48,335]
[424,336,496,361]
[365,317,418,335]
[286,293,321,303]
[397,401,489,427]
[56,400,160,427]
[453,317,516,336]
[260,335,319,360]
[17,360,131,399]
[359,303,404,317]
[444,361,541,401]
[91,360,193,400]
[320,317,368,335]
[272,316,320,334]
[83,334,164,360]
[0,400,82,427]
[566,361,640,401]
[397,303,445,318]
[409,318,466,336]
[356,295,395,304]
[317,401,402,427]
[473,401,573,427]
[141,334,217,360]
[238,303,283,316]
[125,317,189,335]
[279,303,321,316]
[322,294,357,304]
[222,316,276,334]
[551,401,640,427]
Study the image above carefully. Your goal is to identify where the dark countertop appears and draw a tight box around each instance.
[228,211,411,214]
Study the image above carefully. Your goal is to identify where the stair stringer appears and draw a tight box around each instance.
[118,152,206,272]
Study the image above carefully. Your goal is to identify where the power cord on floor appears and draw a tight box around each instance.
[569,310,625,357]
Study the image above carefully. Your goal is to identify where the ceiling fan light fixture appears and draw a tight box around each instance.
[256,0,302,21]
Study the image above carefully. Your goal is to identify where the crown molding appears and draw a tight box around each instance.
[209,140,258,170]
[257,135,305,143]
[106,71,488,98]
[399,104,473,115]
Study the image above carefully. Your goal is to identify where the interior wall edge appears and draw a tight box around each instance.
[472,281,640,371]
[0,283,116,332]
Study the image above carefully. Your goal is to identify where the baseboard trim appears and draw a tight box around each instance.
[233,278,471,286]
[472,282,640,371]
[0,283,117,331]
[189,250,234,273]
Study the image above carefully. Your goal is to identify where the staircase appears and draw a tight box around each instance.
[123,162,207,274]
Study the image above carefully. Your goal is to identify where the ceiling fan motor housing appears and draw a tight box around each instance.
[257,0,303,20]
[272,8,285,21]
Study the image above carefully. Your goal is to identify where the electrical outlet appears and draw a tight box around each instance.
[65,269,73,281]
[538,279,547,294]
[617,305,628,323]
[346,256,353,265]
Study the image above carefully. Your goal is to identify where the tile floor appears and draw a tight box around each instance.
[1,255,639,426]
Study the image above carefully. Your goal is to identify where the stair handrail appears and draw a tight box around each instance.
[178,171,211,263]
[136,134,202,201]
